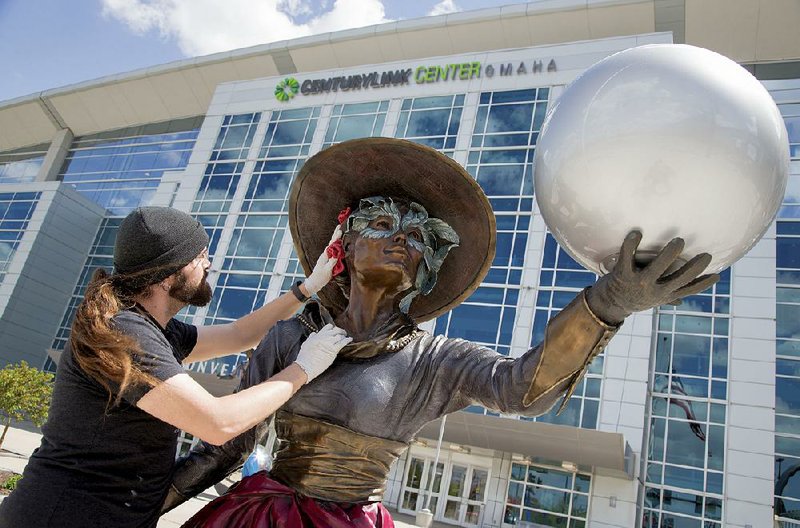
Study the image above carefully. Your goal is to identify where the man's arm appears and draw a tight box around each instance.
[161,320,308,514]
[184,226,341,364]
[185,287,309,364]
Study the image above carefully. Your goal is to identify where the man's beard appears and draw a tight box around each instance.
[169,270,213,307]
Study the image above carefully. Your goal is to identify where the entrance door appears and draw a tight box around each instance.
[440,463,490,526]
[399,456,445,515]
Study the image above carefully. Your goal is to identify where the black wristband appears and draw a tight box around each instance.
[291,281,310,303]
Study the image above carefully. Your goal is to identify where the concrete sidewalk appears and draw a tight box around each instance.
[0,423,428,527]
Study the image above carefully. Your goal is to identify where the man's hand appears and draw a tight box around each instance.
[586,231,720,325]
[303,225,343,295]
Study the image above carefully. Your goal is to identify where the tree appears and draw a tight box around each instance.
[0,361,53,450]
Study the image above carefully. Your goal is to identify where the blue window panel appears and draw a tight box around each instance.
[505,289,519,305]
[665,421,708,468]
[214,288,256,320]
[474,165,524,196]
[554,270,594,289]
[334,115,381,142]
[271,120,312,146]
[447,108,462,135]
[778,357,800,377]
[532,397,581,428]
[492,90,537,104]
[483,133,529,148]
[222,273,261,289]
[778,237,800,268]
[499,310,516,346]
[247,173,292,201]
[663,465,704,493]
[779,222,800,235]
[778,378,800,414]
[468,287,505,304]
[412,95,454,109]
[447,304,500,343]
[778,303,800,339]
[711,338,728,378]
[405,109,451,137]
[479,149,528,164]
[486,104,534,133]
[785,116,800,142]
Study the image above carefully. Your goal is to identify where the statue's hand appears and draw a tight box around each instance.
[585,230,720,325]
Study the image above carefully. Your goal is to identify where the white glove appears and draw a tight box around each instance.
[303,225,343,295]
[293,323,351,383]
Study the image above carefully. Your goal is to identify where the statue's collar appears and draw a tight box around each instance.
[296,301,421,360]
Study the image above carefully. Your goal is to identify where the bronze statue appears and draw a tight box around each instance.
[164,138,718,527]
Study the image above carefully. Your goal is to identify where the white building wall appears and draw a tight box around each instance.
[725,227,778,528]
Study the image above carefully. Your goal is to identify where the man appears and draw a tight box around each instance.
[0,206,350,528]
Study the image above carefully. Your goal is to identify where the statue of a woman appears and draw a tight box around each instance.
[165,138,718,527]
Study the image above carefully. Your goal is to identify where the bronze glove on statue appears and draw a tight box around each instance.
[586,230,721,326]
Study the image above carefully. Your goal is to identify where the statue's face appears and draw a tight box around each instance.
[346,209,424,293]
[341,196,459,313]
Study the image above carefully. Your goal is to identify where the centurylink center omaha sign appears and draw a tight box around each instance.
[273,59,557,101]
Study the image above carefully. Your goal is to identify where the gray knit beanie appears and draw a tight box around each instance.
[113,207,209,280]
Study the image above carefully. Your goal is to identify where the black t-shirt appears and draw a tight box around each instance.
[0,309,197,528]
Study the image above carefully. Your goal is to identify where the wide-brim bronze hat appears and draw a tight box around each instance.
[289,137,496,322]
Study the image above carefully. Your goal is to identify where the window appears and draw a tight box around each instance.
[61,117,201,214]
[0,144,47,183]
[641,271,730,527]
[526,234,602,429]
[49,119,201,363]
[0,192,40,284]
[324,101,388,147]
[436,88,550,417]
[396,95,464,153]
[504,461,590,527]
[195,109,320,375]
[769,82,800,523]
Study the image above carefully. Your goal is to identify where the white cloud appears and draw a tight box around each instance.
[101,0,391,57]
[428,0,459,16]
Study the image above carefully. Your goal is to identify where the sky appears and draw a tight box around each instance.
[0,0,526,103]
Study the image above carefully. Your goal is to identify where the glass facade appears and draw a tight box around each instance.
[0,144,47,183]
[641,271,731,527]
[436,89,543,362]
[504,461,591,527]
[324,101,388,147]
[48,119,202,364]
[60,118,202,214]
[198,108,320,374]
[396,95,463,153]
[0,192,41,284]
[774,80,800,523]
[525,234,603,429]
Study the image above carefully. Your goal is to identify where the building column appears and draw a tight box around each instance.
[589,310,653,528]
[35,128,73,182]
[725,226,777,528]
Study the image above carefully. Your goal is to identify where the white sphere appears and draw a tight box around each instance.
[534,44,789,275]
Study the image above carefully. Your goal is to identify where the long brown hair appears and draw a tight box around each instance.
[69,268,163,405]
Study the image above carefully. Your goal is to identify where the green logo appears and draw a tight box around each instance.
[275,77,300,102]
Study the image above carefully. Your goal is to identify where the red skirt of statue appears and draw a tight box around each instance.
[181,472,395,528]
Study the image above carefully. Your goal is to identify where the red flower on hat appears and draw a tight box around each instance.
[337,207,351,225]
[326,239,346,276]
